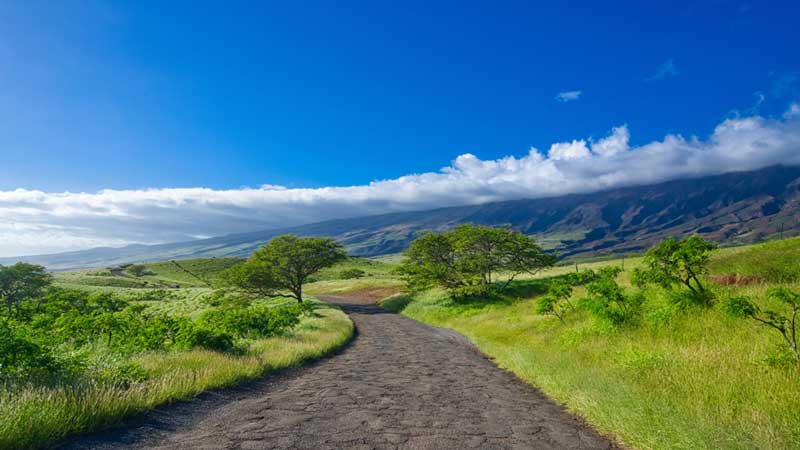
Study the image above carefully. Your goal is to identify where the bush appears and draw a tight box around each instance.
[174,326,236,353]
[127,265,149,277]
[633,236,715,305]
[0,324,61,381]
[583,276,642,326]
[721,288,799,364]
[339,268,366,279]
[199,303,309,339]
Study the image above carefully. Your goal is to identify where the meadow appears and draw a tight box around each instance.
[314,238,800,450]
[0,259,353,450]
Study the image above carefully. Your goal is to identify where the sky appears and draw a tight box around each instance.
[0,0,799,256]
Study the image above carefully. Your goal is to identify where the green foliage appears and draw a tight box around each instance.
[632,235,715,306]
[0,263,52,316]
[126,265,148,277]
[338,268,366,279]
[174,327,235,353]
[561,268,600,286]
[535,294,564,322]
[583,272,642,326]
[399,224,555,299]
[721,287,799,363]
[535,279,577,323]
[198,302,310,340]
[225,235,346,302]
[0,323,60,381]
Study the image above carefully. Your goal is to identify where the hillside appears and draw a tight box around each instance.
[3,165,799,270]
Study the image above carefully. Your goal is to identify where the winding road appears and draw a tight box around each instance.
[62,295,618,450]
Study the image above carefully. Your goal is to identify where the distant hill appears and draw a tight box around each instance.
[3,165,799,270]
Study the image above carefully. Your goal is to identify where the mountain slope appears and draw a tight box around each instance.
[3,165,799,270]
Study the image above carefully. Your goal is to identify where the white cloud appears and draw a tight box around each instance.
[548,140,591,160]
[647,59,679,81]
[555,90,582,102]
[1,108,800,257]
[785,102,800,119]
[591,125,630,157]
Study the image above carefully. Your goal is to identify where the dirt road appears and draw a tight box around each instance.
[62,295,617,450]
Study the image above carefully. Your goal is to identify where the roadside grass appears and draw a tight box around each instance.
[0,299,353,450]
[369,239,800,450]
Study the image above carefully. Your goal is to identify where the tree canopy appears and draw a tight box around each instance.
[632,235,715,296]
[0,263,52,316]
[400,224,555,298]
[225,235,346,302]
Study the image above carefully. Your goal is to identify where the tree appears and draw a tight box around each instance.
[127,264,148,277]
[722,288,799,364]
[400,224,555,298]
[226,235,346,302]
[632,236,715,304]
[0,263,52,317]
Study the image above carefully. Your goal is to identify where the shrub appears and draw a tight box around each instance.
[199,303,309,339]
[174,326,236,353]
[127,265,149,277]
[633,236,715,307]
[721,288,799,364]
[339,268,366,279]
[583,275,643,326]
[0,324,60,381]
[535,279,577,323]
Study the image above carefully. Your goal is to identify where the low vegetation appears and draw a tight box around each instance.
[362,229,800,450]
[0,236,354,450]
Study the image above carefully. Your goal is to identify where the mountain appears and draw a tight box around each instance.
[3,165,799,270]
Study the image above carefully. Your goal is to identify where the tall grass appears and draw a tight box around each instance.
[0,301,353,450]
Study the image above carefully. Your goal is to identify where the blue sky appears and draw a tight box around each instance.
[1,0,797,191]
[1,1,799,256]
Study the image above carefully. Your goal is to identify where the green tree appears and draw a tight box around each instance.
[400,224,554,298]
[226,235,346,302]
[0,263,52,317]
[632,236,716,304]
[127,264,148,277]
[722,288,799,364]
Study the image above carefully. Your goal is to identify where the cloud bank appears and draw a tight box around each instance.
[2,107,800,257]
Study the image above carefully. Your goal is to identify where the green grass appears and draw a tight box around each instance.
[365,239,800,450]
[141,258,243,287]
[708,237,800,283]
[0,299,353,450]
[310,256,397,281]
[53,257,243,290]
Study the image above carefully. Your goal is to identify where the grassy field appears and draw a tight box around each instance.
[1,258,353,450]
[319,238,800,450]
